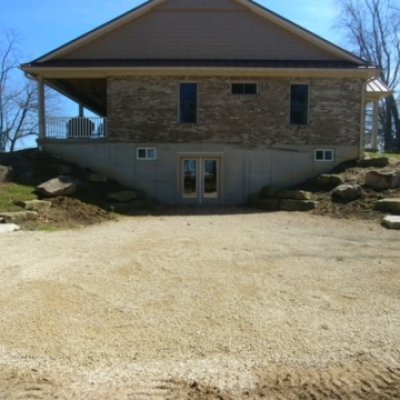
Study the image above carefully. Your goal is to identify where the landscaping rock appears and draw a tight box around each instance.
[84,170,107,183]
[374,199,400,214]
[315,174,344,189]
[260,186,280,199]
[36,176,77,198]
[14,199,52,212]
[0,165,12,183]
[280,199,318,211]
[332,184,362,203]
[0,211,38,223]
[365,170,400,191]
[107,190,143,202]
[0,224,20,234]
[357,157,389,168]
[382,215,400,230]
[279,189,312,201]
[253,199,280,211]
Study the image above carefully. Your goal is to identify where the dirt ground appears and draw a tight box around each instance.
[0,211,399,399]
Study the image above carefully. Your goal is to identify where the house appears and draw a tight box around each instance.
[22,0,390,205]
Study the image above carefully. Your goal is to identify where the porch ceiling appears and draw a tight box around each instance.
[45,78,107,116]
[366,78,392,102]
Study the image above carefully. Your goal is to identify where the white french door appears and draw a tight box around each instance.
[180,157,221,205]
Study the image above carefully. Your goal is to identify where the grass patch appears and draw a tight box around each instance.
[0,183,37,211]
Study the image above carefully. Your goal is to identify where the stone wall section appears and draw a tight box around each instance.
[107,77,363,146]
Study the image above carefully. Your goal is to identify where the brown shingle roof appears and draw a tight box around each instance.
[25,59,372,69]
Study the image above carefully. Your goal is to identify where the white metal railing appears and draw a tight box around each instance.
[45,117,107,139]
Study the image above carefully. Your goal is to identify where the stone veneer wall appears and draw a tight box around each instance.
[107,77,363,145]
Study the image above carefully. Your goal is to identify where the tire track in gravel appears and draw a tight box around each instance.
[162,356,400,400]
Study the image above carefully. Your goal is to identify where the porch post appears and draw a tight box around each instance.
[38,78,46,139]
[371,100,379,151]
[79,104,84,117]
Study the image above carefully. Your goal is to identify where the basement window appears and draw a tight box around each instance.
[314,149,334,162]
[231,83,258,95]
[137,147,157,160]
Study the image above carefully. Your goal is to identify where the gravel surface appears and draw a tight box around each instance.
[0,211,399,399]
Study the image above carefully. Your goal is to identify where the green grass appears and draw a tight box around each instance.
[0,183,37,211]
[365,151,400,161]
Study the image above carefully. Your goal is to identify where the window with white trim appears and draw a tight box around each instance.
[314,149,334,162]
[137,147,157,160]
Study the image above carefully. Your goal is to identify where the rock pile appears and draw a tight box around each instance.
[251,188,317,212]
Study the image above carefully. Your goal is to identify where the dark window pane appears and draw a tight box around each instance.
[180,83,197,123]
[290,84,309,125]
[232,83,257,95]
[324,150,333,161]
[183,159,197,197]
[315,150,324,160]
[203,160,218,199]
[138,149,146,159]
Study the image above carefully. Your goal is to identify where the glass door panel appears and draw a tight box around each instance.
[203,160,218,199]
[183,159,197,198]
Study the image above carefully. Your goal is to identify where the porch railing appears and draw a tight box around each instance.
[45,117,107,139]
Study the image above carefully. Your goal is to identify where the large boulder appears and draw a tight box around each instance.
[278,189,312,201]
[14,200,52,212]
[0,211,38,223]
[280,199,318,211]
[332,184,362,203]
[315,174,344,189]
[0,165,12,183]
[382,215,400,230]
[107,190,143,202]
[36,176,77,198]
[365,170,400,191]
[374,199,400,214]
[0,224,20,234]
[260,186,280,199]
[357,157,389,168]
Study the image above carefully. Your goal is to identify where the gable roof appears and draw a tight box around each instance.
[32,0,367,65]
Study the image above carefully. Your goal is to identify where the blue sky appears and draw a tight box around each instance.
[1,0,344,62]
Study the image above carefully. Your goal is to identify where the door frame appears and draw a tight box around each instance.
[178,153,223,205]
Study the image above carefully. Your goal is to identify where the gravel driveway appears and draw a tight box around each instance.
[0,211,399,399]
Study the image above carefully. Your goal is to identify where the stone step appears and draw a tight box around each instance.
[382,215,400,230]
[0,224,20,234]
[0,211,38,223]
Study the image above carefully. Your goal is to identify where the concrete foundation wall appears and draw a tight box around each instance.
[42,141,358,205]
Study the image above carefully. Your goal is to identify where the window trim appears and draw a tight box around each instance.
[178,82,198,124]
[290,83,310,126]
[231,82,258,95]
[314,148,335,162]
[136,147,157,161]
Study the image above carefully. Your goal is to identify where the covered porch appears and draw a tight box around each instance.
[35,75,108,140]
[365,77,392,150]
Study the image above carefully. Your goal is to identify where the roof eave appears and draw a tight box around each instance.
[21,65,379,79]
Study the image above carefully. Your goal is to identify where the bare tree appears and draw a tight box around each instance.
[338,0,400,151]
[0,30,39,152]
